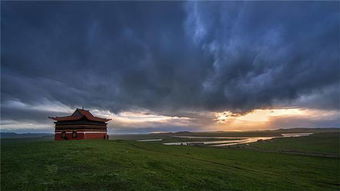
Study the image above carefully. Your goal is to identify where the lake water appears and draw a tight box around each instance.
[173,136,243,139]
[138,139,163,142]
[163,133,313,147]
[163,137,274,146]
[281,133,313,137]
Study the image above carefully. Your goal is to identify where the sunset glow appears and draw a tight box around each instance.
[213,108,338,131]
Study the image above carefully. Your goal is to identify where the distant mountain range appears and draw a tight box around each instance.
[1,128,338,139]
[0,132,53,139]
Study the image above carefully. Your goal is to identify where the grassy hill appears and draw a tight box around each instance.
[2,132,339,191]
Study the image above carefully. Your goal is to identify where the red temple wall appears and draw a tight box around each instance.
[84,133,107,140]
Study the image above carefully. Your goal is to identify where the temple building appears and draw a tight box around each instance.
[49,108,111,140]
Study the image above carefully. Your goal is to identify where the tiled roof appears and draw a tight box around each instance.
[49,109,111,122]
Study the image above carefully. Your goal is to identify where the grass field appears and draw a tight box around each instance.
[242,132,340,157]
[2,132,339,191]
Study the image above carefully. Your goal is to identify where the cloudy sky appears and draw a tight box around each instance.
[1,1,339,133]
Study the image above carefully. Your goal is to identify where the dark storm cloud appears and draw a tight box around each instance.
[185,2,340,112]
[1,1,339,125]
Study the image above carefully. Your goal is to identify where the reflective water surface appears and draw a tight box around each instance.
[138,139,163,142]
[281,133,313,137]
[163,133,313,147]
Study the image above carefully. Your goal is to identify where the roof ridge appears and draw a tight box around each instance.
[49,108,111,122]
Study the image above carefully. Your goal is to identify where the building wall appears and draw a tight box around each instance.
[55,130,107,141]
[84,133,108,140]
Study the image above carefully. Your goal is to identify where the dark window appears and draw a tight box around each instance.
[72,131,77,138]
[61,131,67,139]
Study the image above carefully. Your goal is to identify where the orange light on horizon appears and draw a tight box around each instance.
[236,108,306,122]
[213,108,328,131]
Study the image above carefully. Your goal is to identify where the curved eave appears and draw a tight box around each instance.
[49,116,111,123]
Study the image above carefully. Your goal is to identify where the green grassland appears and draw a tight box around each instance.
[242,132,340,157]
[2,132,340,191]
